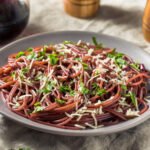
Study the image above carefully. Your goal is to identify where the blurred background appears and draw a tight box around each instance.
[23,0,147,45]
[0,0,148,47]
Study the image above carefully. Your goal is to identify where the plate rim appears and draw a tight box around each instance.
[0,30,150,136]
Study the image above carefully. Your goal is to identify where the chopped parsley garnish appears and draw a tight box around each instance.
[126,92,138,109]
[63,40,73,44]
[34,102,41,107]
[70,90,75,96]
[79,82,89,94]
[59,52,65,55]
[11,72,16,79]
[43,45,48,52]
[82,62,89,70]
[55,99,66,105]
[130,63,140,71]
[92,83,99,89]
[115,57,126,67]
[121,85,127,91]
[33,102,44,113]
[37,49,46,60]
[35,73,43,81]
[95,70,100,75]
[16,51,25,58]
[40,80,56,94]
[27,51,37,60]
[92,37,103,49]
[92,83,106,96]
[59,85,75,96]
[74,57,82,61]
[27,47,33,52]
[22,67,30,74]
[96,89,106,96]
[108,50,126,68]
[48,54,58,65]
[60,85,71,93]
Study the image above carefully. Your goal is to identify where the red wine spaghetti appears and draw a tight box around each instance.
[0,38,149,130]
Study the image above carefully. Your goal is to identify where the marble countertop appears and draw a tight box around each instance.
[0,0,150,150]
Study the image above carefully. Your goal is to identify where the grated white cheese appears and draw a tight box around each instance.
[126,109,140,117]
[97,77,108,82]
[116,107,123,113]
[18,94,32,100]
[85,122,96,129]
[40,93,50,102]
[119,97,130,107]
[94,100,102,106]
[72,65,82,72]
[77,40,82,45]
[29,59,34,69]
[87,48,94,55]
[91,113,98,127]
[74,124,85,129]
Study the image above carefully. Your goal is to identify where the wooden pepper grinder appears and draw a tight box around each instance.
[63,0,100,18]
[143,0,150,42]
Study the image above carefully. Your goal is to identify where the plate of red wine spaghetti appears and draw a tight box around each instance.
[0,31,150,136]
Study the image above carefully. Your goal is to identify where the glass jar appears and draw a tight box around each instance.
[0,0,30,44]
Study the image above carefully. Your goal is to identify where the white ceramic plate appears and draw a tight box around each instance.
[0,31,150,136]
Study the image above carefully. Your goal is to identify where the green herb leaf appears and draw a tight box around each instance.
[130,63,140,71]
[115,58,126,66]
[33,106,44,113]
[27,47,33,52]
[70,90,75,96]
[35,73,43,81]
[43,45,48,52]
[40,80,56,94]
[55,99,66,105]
[92,83,99,89]
[59,85,75,96]
[96,89,106,96]
[92,37,103,49]
[82,62,89,70]
[27,51,37,60]
[22,67,30,74]
[48,54,58,65]
[74,57,82,61]
[63,40,73,44]
[59,52,65,55]
[92,83,106,96]
[37,49,46,60]
[34,102,41,107]
[108,51,126,68]
[11,72,16,79]
[121,85,127,91]
[60,85,71,93]
[129,91,138,109]
[33,102,44,113]
[16,51,25,58]
[79,82,89,94]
